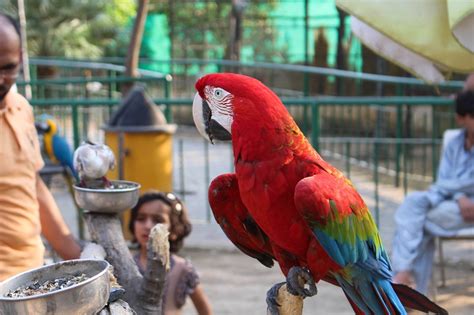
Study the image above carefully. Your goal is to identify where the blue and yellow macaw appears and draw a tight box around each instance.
[36,116,76,179]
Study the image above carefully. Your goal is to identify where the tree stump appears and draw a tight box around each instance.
[84,213,169,314]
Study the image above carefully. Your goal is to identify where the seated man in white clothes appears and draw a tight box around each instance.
[391,87,474,294]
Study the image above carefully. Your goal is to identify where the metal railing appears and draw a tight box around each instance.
[20,58,459,225]
[29,95,454,220]
[24,57,465,98]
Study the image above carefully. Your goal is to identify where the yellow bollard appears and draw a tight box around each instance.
[103,85,176,240]
[104,125,176,240]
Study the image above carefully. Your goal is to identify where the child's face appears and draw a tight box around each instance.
[134,200,171,248]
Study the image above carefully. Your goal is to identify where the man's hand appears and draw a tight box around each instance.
[457,196,474,222]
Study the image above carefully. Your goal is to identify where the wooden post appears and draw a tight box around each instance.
[17,0,32,99]
[268,284,303,315]
[123,0,149,95]
[84,214,169,314]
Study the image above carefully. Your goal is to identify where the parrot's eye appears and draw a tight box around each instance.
[213,88,225,100]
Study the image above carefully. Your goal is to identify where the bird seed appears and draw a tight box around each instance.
[4,274,89,298]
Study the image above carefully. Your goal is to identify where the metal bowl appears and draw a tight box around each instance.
[0,259,110,315]
[73,180,140,214]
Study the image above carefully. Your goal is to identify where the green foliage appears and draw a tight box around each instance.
[148,0,280,61]
[0,0,16,16]
[2,0,135,58]
[242,1,282,62]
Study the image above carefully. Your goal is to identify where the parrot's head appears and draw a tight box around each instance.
[44,119,58,135]
[35,115,57,136]
[193,73,284,144]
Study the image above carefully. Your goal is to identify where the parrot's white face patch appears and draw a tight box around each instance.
[204,85,233,134]
[192,85,234,143]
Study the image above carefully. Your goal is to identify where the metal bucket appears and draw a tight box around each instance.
[0,259,110,315]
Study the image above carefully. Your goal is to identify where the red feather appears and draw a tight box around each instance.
[209,173,274,268]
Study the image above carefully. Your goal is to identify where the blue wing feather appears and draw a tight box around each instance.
[295,173,406,314]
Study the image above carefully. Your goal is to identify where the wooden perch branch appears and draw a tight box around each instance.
[84,213,169,314]
[267,284,303,315]
[137,225,170,314]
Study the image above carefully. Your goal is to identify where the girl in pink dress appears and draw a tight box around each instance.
[130,191,212,315]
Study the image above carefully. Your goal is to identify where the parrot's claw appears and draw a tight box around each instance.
[286,266,317,298]
[108,287,126,303]
[266,282,285,315]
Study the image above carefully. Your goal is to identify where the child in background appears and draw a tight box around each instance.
[129,191,213,315]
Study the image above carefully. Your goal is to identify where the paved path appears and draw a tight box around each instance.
[179,247,474,315]
[51,168,473,314]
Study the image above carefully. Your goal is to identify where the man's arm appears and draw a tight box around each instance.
[36,174,81,259]
[431,131,474,198]
[435,133,457,184]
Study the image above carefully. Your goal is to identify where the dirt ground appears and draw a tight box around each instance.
[180,248,353,315]
[180,248,474,315]
[50,181,473,315]
[47,140,473,315]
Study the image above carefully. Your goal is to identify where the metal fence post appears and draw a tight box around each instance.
[395,103,403,187]
[345,141,351,179]
[108,70,116,117]
[72,105,80,149]
[204,140,211,223]
[403,142,408,196]
[303,0,310,98]
[164,75,173,122]
[179,138,185,202]
[311,102,320,150]
[431,105,438,181]
[374,134,380,227]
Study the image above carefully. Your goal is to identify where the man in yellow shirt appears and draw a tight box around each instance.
[0,12,80,281]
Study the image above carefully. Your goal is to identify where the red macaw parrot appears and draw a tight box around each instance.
[193,73,448,315]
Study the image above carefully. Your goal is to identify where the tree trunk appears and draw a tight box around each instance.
[336,7,347,95]
[84,213,169,314]
[123,0,149,95]
[17,0,32,99]
[227,0,243,61]
[313,28,329,94]
[168,0,174,74]
[225,0,245,73]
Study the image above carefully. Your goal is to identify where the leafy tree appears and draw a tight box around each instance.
[149,0,280,62]
[1,0,135,58]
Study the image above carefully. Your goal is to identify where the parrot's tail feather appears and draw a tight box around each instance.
[371,282,398,315]
[66,162,78,181]
[392,283,448,315]
[359,279,405,314]
[335,275,373,314]
[341,290,365,315]
[336,274,407,315]
[376,280,406,315]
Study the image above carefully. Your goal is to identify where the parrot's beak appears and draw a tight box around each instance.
[192,92,212,143]
[192,92,232,144]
